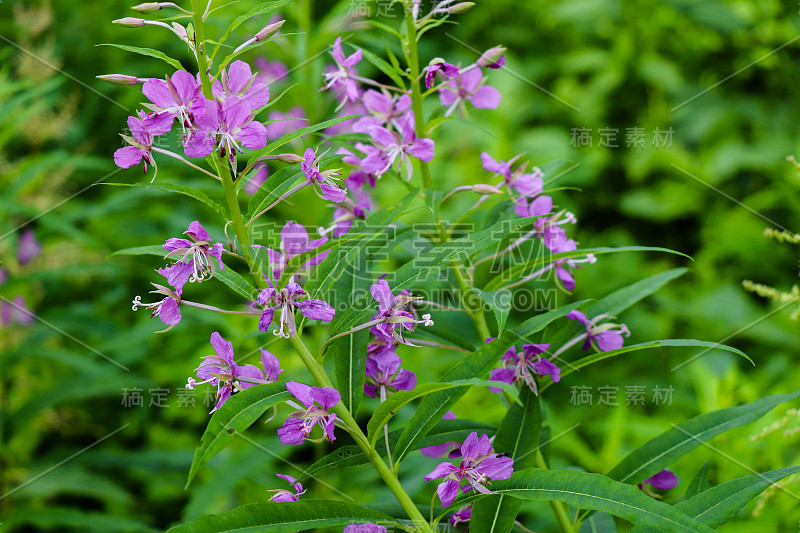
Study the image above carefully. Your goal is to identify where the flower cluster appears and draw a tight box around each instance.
[114,61,270,175]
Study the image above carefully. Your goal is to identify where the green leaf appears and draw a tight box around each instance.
[473,288,511,333]
[449,469,715,533]
[304,190,418,303]
[276,234,362,290]
[102,182,227,219]
[245,115,361,166]
[630,466,800,532]
[185,383,290,488]
[96,44,184,70]
[606,390,800,485]
[297,418,496,483]
[545,268,688,350]
[483,247,691,291]
[366,383,464,446]
[165,500,398,533]
[214,267,259,301]
[471,387,542,533]
[391,301,586,465]
[109,245,166,258]
[244,166,304,221]
[684,462,710,499]
[545,339,754,389]
[357,46,408,90]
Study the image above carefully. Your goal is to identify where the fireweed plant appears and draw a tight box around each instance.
[101,1,800,532]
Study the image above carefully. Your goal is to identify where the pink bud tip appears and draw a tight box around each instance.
[278,153,305,164]
[477,46,507,68]
[131,2,162,13]
[472,184,504,195]
[448,2,475,14]
[113,17,146,27]
[97,74,141,86]
[256,20,284,41]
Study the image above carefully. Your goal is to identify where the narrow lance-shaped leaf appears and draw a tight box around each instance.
[684,462,710,499]
[96,44,185,70]
[606,390,800,486]
[186,383,291,488]
[366,383,465,446]
[542,339,754,391]
[102,182,227,219]
[628,466,800,532]
[446,469,716,533]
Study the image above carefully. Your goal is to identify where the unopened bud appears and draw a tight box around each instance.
[472,184,504,195]
[477,46,507,69]
[278,153,304,164]
[131,2,162,13]
[256,20,284,41]
[113,17,146,27]
[447,2,475,14]
[97,74,141,86]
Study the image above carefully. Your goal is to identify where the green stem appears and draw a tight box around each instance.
[404,8,432,190]
[191,0,212,96]
[289,336,431,533]
[535,449,574,533]
[453,262,492,339]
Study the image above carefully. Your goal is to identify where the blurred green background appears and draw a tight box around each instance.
[1,0,800,531]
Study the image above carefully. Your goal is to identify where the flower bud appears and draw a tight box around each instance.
[477,46,507,69]
[131,2,162,13]
[472,184,504,195]
[447,2,475,14]
[113,17,146,27]
[278,153,305,164]
[97,74,141,86]
[256,20,284,41]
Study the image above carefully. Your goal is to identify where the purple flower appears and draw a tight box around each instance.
[450,504,472,526]
[17,229,42,265]
[260,221,329,279]
[343,525,387,533]
[266,106,307,139]
[131,283,182,328]
[369,280,424,346]
[420,411,462,458]
[566,310,630,352]
[1,295,35,327]
[301,148,347,203]
[142,70,205,136]
[278,381,340,445]
[257,282,335,338]
[244,162,269,195]
[337,146,378,189]
[640,469,679,491]
[424,60,459,89]
[323,185,372,237]
[255,58,289,85]
[114,111,171,172]
[424,432,514,507]
[361,115,435,180]
[322,37,363,103]
[269,473,305,502]
[189,332,283,412]
[514,194,553,219]
[364,348,417,399]
[438,68,501,116]
[0,269,8,285]
[351,90,413,134]
[213,60,271,111]
[160,221,225,295]
[489,343,560,395]
[184,96,267,161]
